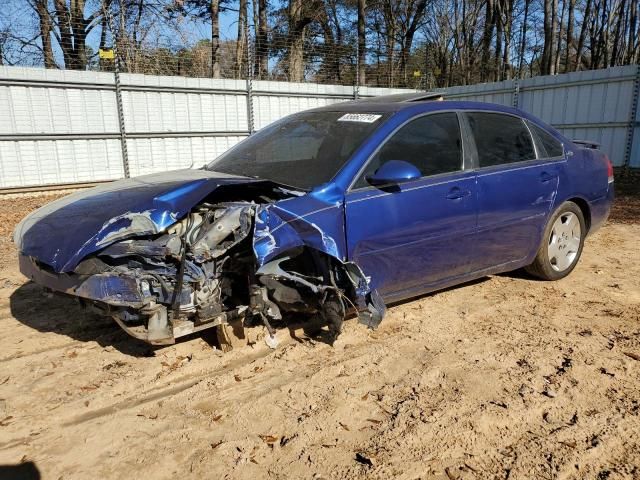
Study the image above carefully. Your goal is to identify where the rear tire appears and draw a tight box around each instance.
[525,201,586,281]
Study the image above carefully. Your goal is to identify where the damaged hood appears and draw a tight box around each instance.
[14,169,264,273]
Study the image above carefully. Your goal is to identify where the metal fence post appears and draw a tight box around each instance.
[113,55,130,178]
[623,64,640,171]
[104,3,130,178]
[512,79,520,108]
[245,23,256,135]
[353,42,360,100]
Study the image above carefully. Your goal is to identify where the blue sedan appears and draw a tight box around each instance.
[14,94,615,346]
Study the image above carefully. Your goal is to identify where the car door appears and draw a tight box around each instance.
[462,111,563,271]
[344,112,477,299]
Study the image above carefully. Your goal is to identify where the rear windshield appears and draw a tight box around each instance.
[206,111,388,190]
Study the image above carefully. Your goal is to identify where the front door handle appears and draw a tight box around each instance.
[446,187,471,200]
[540,172,558,183]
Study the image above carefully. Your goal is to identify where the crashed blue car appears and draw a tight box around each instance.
[14,94,614,346]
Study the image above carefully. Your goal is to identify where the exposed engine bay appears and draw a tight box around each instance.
[18,183,385,347]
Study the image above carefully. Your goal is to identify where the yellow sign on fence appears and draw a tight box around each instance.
[99,49,115,60]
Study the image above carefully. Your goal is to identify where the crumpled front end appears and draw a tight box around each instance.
[17,184,385,346]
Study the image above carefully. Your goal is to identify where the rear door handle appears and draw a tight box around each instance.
[540,172,558,183]
[446,187,471,200]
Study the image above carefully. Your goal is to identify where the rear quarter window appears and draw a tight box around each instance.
[466,112,536,167]
[527,121,565,158]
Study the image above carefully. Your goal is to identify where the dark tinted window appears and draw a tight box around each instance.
[355,113,462,188]
[467,112,536,167]
[528,121,564,158]
[207,111,387,190]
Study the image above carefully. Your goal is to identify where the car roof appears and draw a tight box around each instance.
[309,97,527,117]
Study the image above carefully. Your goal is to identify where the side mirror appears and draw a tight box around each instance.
[366,160,421,187]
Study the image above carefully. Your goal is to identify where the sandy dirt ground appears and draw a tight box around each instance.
[0,193,639,480]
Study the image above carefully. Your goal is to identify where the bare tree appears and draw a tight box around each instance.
[397,0,428,84]
[626,0,638,63]
[211,0,220,77]
[481,0,495,81]
[565,0,575,71]
[517,0,531,77]
[357,0,366,85]
[33,0,56,68]
[254,0,268,78]
[4,0,640,85]
[554,0,566,73]
[575,0,592,69]
[235,0,247,77]
[286,0,321,81]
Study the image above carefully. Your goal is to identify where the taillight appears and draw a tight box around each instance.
[605,155,614,183]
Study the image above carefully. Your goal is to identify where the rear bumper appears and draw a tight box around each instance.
[589,182,615,233]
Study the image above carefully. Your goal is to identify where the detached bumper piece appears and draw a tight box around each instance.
[18,255,241,345]
[19,255,146,307]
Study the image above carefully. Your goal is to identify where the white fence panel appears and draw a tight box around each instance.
[0,65,637,190]
[437,65,639,167]
[438,79,515,106]
[0,139,124,188]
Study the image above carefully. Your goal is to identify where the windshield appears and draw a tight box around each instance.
[206,111,388,190]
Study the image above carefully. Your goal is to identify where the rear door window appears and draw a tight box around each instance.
[527,121,565,158]
[466,112,536,167]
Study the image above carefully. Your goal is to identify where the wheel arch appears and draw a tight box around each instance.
[566,196,592,233]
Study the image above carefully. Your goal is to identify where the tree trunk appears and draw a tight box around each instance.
[453,0,464,83]
[98,1,109,71]
[494,0,504,81]
[357,0,366,85]
[36,0,56,68]
[459,0,467,84]
[236,0,247,77]
[288,0,310,82]
[554,0,566,73]
[54,0,74,68]
[502,0,514,79]
[328,1,343,82]
[610,0,626,65]
[587,0,600,68]
[211,0,221,78]
[550,0,558,73]
[52,0,88,70]
[517,0,530,77]
[467,4,480,84]
[541,0,556,74]
[565,0,575,71]
[254,0,268,79]
[398,0,427,86]
[382,0,396,86]
[627,0,638,63]
[601,0,609,67]
[575,0,592,69]
[481,0,495,81]
[319,7,339,82]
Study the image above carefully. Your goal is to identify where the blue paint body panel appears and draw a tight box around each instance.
[15,100,614,309]
[14,169,261,272]
[345,170,477,296]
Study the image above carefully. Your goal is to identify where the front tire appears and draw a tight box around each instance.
[525,201,586,280]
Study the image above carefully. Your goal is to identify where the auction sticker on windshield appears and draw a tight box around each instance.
[337,113,382,123]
